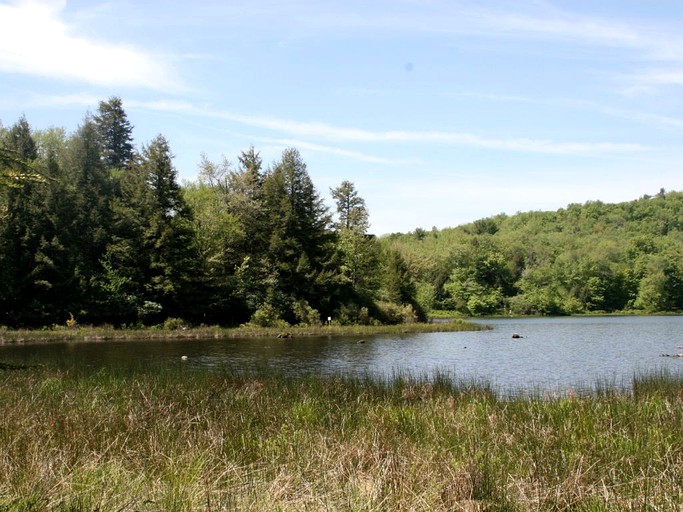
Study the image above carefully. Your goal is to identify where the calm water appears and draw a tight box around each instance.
[2,316,682,394]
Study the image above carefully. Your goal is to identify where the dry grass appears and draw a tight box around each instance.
[0,366,681,511]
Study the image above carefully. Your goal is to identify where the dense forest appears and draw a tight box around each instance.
[0,98,424,327]
[2,98,682,328]
[387,190,683,316]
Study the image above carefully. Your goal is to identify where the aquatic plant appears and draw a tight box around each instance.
[0,366,681,510]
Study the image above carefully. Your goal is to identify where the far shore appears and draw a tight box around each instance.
[0,318,489,345]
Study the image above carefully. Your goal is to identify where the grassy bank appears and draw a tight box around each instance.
[1,366,681,511]
[0,319,488,344]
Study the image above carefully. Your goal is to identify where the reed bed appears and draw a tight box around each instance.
[0,365,681,511]
[0,319,488,345]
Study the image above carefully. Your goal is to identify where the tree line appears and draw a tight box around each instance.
[4,97,681,327]
[0,98,425,327]
[387,189,683,316]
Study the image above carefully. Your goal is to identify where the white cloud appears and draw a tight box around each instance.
[0,0,180,90]
[131,99,650,156]
[257,138,419,165]
[452,91,683,133]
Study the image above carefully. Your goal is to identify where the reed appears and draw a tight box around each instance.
[0,365,681,511]
[0,319,489,345]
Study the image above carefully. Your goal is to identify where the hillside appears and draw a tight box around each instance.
[382,190,683,315]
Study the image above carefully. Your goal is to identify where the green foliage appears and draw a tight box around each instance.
[249,303,288,328]
[258,148,336,321]
[93,96,134,170]
[381,250,427,321]
[375,301,420,324]
[334,303,375,325]
[137,300,163,319]
[10,102,683,326]
[384,191,683,316]
[0,146,45,188]
[161,317,190,330]
[292,299,322,326]
[330,179,369,232]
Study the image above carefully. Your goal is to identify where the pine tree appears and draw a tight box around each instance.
[94,96,135,170]
[60,119,114,319]
[0,118,41,323]
[331,180,369,233]
[258,148,334,321]
[125,135,198,320]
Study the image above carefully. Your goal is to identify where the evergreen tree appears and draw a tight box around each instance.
[331,180,369,232]
[258,148,334,321]
[94,96,135,170]
[330,181,379,299]
[124,135,198,321]
[101,134,198,323]
[380,249,427,322]
[0,118,42,323]
[227,146,266,255]
[57,119,114,320]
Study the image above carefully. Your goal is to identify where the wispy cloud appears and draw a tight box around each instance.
[268,0,678,57]
[453,91,683,132]
[130,99,650,156]
[0,0,181,91]
[256,138,419,165]
[449,5,683,91]
[271,1,683,91]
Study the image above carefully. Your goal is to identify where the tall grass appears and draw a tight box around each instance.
[0,319,489,344]
[0,365,681,510]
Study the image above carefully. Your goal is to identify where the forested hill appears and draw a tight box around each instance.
[382,190,683,316]
[2,99,682,326]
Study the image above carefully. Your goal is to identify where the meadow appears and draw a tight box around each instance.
[0,364,681,511]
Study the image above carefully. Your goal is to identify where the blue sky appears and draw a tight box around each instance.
[2,0,683,235]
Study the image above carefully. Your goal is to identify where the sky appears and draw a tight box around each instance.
[2,0,683,235]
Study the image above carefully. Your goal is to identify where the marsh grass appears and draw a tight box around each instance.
[0,319,489,345]
[0,365,681,511]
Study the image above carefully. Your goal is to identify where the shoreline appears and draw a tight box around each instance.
[0,318,489,345]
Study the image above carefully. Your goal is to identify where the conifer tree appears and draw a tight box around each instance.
[131,135,198,320]
[94,96,135,170]
[258,148,334,321]
[331,180,369,233]
[331,181,379,298]
[0,118,42,323]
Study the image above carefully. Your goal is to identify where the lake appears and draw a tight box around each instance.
[2,315,682,394]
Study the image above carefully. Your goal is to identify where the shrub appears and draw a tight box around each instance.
[66,313,78,329]
[375,301,419,324]
[249,304,289,328]
[161,317,190,330]
[292,299,322,326]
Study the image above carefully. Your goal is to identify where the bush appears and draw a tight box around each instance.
[292,299,322,326]
[376,301,419,325]
[161,317,190,330]
[249,304,289,328]
[66,313,78,329]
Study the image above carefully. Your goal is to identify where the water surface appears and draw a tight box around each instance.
[2,316,682,394]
